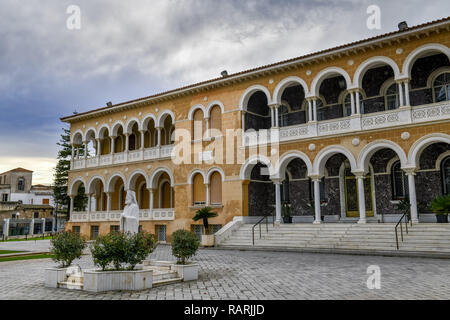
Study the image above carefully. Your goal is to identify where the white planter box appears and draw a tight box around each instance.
[171,263,199,281]
[83,269,153,292]
[201,234,215,247]
[45,267,68,288]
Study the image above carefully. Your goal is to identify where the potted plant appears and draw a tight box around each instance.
[84,231,156,292]
[192,206,218,247]
[282,202,292,223]
[45,231,86,288]
[170,229,200,281]
[430,195,450,223]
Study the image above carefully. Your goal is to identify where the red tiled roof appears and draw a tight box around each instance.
[0,167,33,175]
[61,16,450,122]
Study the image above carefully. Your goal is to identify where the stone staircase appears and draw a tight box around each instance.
[142,261,182,287]
[217,223,450,257]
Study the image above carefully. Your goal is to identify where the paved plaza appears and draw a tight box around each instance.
[1,242,450,300]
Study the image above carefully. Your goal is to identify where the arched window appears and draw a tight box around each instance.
[343,92,364,116]
[433,72,450,102]
[209,106,222,136]
[193,173,205,205]
[129,134,136,151]
[441,156,450,195]
[160,181,172,208]
[17,178,25,191]
[385,83,399,110]
[209,172,222,205]
[193,109,204,141]
[315,98,325,121]
[391,161,409,200]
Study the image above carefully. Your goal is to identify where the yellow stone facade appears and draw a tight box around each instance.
[62,18,450,240]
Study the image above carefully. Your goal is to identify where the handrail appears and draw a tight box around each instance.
[395,212,412,250]
[252,215,269,246]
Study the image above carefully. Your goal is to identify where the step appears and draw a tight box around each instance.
[152,277,183,287]
[59,281,84,290]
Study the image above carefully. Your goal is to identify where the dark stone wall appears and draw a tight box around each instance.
[373,174,399,215]
[370,149,397,173]
[289,180,312,216]
[416,171,442,212]
[322,178,341,216]
[325,154,347,176]
[249,182,274,216]
[419,143,450,169]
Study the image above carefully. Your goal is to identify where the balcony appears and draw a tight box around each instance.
[69,209,175,222]
[71,145,174,170]
[243,101,450,146]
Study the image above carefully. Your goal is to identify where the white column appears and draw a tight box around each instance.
[149,188,154,210]
[270,107,275,128]
[405,170,419,223]
[355,173,366,224]
[404,81,411,106]
[84,142,88,159]
[313,99,318,122]
[140,131,145,150]
[110,136,116,154]
[308,100,313,122]
[70,146,75,169]
[3,219,9,237]
[205,183,210,205]
[69,196,75,218]
[274,106,279,128]
[125,133,130,151]
[41,218,46,234]
[29,218,34,235]
[274,181,282,226]
[241,111,246,132]
[96,139,101,156]
[157,128,162,147]
[398,82,404,107]
[205,118,210,138]
[312,178,321,224]
[106,193,111,212]
[350,91,355,115]
[355,91,361,115]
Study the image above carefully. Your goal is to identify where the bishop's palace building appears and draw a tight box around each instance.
[62,17,450,242]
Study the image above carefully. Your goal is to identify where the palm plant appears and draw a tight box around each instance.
[431,195,450,215]
[193,207,218,235]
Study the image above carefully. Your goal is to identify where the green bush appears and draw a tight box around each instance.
[192,207,218,235]
[90,232,156,271]
[171,229,200,265]
[50,231,86,268]
[431,195,450,215]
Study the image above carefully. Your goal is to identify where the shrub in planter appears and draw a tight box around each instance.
[50,231,86,268]
[90,232,156,271]
[171,229,200,265]
[431,195,450,223]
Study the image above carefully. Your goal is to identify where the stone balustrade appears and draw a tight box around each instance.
[69,209,175,222]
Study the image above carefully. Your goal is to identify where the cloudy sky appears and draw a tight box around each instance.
[0,0,449,184]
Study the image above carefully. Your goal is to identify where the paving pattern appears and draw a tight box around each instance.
[0,243,450,300]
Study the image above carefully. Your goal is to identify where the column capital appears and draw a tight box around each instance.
[395,77,411,83]
[308,175,322,181]
[402,167,417,175]
[147,187,156,193]
[352,171,366,178]
[347,88,361,94]
[268,103,281,109]
[271,178,283,185]
[305,96,318,102]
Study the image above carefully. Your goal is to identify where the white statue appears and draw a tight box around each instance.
[120,191,140,234]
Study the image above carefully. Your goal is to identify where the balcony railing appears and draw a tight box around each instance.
[70,209,175,222]
[72,145,174,170]
[244,101,450,146]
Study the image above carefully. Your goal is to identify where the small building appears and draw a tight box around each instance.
[0,168,60,237]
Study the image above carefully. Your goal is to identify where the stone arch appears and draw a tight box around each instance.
[150,167,175,189]
[408,133,450,168]
[239,85,272,111]
[142,113,157,129]
[312,145,357,176]
[188,169,206,185]
[83,127,97,142]
[127,169,150,190]
[157,110,175,127]
[106,172,127,192]
[69,177,86,196]
[206,167,225,183]
[240,155,274,180]
[87,175,106,194]
[188,104,206,120]
[352,56,401,88]
[205,101,225,118]
[309,67,352,97]
[402,43,450,78]
[357,140,408,173]
[125,118,141,134]
[96,124,111,139]
[110,121,125,137]
[274,150,313,180]
[273,76,310,104]
[71,130,84,145]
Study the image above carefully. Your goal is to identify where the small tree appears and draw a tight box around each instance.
[90,234,112,271]
[171,230,200,265]
[431,195,450,215]
[50,231,86,268]
[125,232,156,270]
[395,197,411,219]
[192,207,218,235]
